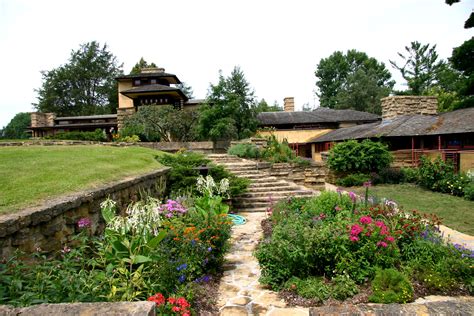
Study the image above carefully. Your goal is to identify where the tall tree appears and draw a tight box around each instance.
[1,112,31,139]
[198,67,258,141]
[315,50,394,111]
[390,41,444,95]
[255,99,282,112]
[336,69,391,114]
[34,41,123,116]
[450,37,474,109]
[445,0,474,28]
[129,57,157,74]
[175,82,194,99]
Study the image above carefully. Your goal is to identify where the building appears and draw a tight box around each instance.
[29,67,204,136]
[257,97,380,160]
[309,96,474,173]
[116,67,203,130]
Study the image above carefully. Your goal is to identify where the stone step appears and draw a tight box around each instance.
[231,206,269,212]
[235,192,314,203]
[246,185,299,192]
[239,189,314,198]
[249,180,292,187]
[230,170,260,175]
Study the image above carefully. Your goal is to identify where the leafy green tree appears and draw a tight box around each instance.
[390,41,444,95]
[123,105,199,142]
[255,99,282,112]
[302,103,314,112]
[34,41,123,116]
[198,67,258,141]
[315,50,394,111]
[450,37,474,109]
[336,69,391,114]
[129,57,157,74]
[175,82,194,99]
[2,112,31,139]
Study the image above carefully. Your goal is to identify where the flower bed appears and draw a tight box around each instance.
[0,175,234,315]
[256,189,474,305]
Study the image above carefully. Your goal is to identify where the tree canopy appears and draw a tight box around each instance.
[449,37,474,109]
[198,67,258,141]
[1,112,31,139]
[255,99,282,112]
[315,50,394,114]
[129,57,157,75]
[390,41,444,95]
[34,41,123,116]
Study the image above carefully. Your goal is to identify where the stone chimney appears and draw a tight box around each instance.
[141,67,165,74]
[284,97,295,112]
[30,112,56,127]
[381,96,438,120]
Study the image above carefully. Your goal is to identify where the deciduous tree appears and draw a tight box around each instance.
[1,112,30,139]
[315,50,394,112]
[34,41,123,116]
[129,57,157,74]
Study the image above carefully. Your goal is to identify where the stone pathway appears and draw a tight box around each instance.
[217,212,309,316]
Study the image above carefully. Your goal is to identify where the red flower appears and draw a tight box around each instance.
[177,297,190,308]
[168,297,176,305]
[172,306,181,312]
[385,236,395,243]
[147,293,165,306]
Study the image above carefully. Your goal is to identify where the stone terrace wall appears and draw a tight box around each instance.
[258,162,327,190]
[381,96,438,120]
[0,168,169,259]
[0,140,228,153]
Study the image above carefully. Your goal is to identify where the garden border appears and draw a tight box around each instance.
[0,167,169,258]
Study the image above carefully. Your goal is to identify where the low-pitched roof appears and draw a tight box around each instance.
[120,84,189,101]
[257,108,380,126]
[116,72,181,84]
[56,114,117,121]
[309,107,474,143]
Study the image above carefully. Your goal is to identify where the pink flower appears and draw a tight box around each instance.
[335,205,342,211]
[365,231,372,237]
[375,220,386,228]
[359,216,372,225]
[380,226,389,235]
[377,241,388,248]
[350,224,363,236]
[77,217,91,229]
[363,181,372,187]
[348,192,357,202]
[350,236,359,242]
[385,236,395,243]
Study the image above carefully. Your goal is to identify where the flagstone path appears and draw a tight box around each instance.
[216,212,309,316]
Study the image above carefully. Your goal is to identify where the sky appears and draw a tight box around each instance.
[0,0,472,128]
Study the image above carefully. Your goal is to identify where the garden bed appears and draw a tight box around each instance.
[256,192,473,307]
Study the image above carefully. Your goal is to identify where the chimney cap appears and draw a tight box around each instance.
[141,67,165,74]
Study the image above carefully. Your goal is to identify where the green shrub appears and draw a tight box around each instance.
[330,273,359,300]
[156,151,248,197]
[336,173,371,187]
[464,182,474,201]
[119,135,140,143]
[369,269,413,304]
[327,139,392,174]
[378,167,405,184]
[401,167,419,183]
[46,129,107,142]
[227,143,260,159]
[119,124,150,142]
[284,277,330,302]
[303,191,354,218]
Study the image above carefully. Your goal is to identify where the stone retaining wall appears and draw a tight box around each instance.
[258,162,327,190]
[0,140,229,153]
[0,168,169,259]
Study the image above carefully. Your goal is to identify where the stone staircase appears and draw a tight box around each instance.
[208,154,317,212]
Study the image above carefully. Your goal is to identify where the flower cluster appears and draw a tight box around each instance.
[77,217,92,229]
[159,199,187,218]
[148,293,190,316]
[349,216,395,248]
[196,175,229,197]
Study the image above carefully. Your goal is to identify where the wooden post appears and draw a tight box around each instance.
[411,137,415,166]
[438,135,441,151]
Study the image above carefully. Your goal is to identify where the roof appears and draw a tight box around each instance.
[116,72,181,84]
[56,114,117,121]
[257,108,380,126]
[120,84,189,101]
[310,107,474,143]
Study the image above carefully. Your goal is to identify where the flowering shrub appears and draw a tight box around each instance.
[148,293,191,316]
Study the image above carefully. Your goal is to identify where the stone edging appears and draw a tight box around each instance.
[0,167,169,257]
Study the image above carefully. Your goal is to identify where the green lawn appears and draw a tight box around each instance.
[0,146,164,214]
[351,184,474,235]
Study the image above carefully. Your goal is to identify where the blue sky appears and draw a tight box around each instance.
[0,0,472,127]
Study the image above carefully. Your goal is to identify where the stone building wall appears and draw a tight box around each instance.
[30,112,56,128]
[117,107,136,130]
[0,168,169,258]
[381,96,438,120]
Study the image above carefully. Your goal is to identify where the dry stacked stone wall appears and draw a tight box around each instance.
[381,96,438,120]
[0,168,169,259]
[258,162,327,190]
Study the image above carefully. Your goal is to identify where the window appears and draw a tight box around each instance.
[150,79,157,84]
[134,79,140,86]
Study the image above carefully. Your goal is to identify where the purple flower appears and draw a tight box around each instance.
[178,275,186,283]
[348,192,357,203]
[177,263,188,271]
[363,181,372,187]
[207,247,212,252]
[77,217,91,229]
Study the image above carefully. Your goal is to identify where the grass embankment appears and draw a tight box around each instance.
[0,146,163,215]
[351,184,474,235]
